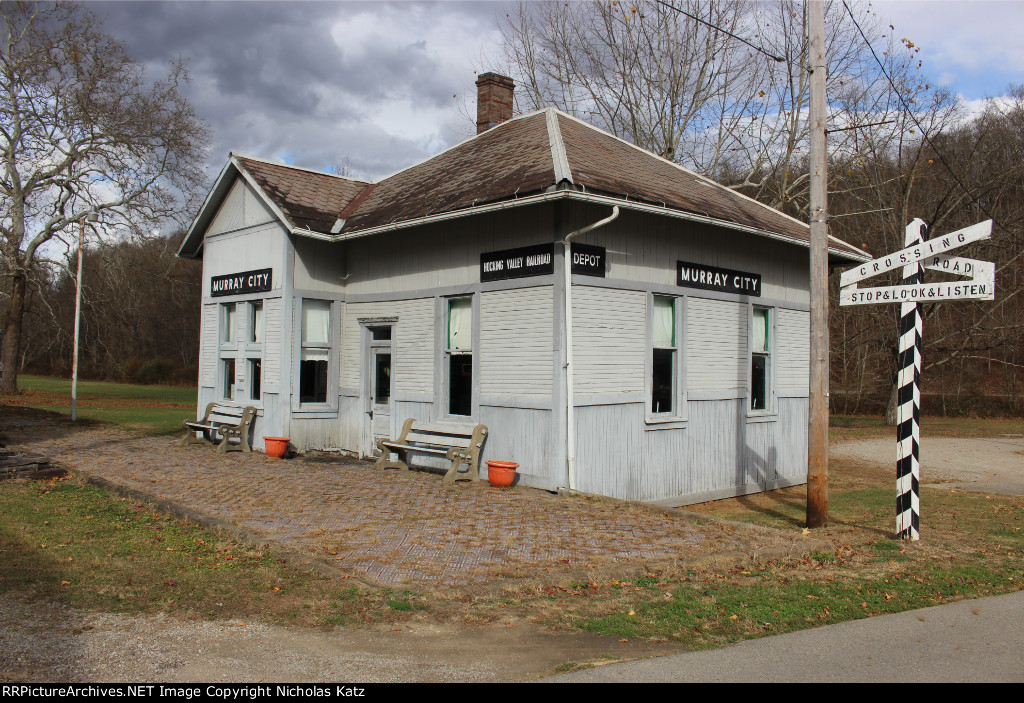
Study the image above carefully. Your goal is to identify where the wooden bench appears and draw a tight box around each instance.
[374,419,488,483]
[182,402,257,453]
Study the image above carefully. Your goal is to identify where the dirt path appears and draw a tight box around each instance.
[0,592,674,682]
[831,435,1024,495]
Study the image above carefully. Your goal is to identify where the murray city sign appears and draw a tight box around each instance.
[839,218,995,541]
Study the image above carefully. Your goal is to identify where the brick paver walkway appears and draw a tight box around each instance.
[1,410,804,589]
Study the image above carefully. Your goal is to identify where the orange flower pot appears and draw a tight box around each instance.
[263,436,290,459]
[486,460,518,488]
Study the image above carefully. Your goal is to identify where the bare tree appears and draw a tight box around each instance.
[829,88,1024,420]
[496,1,936,217]
[498,0,748,161]
[0,1,210,391]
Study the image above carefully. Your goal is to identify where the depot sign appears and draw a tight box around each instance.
[677,260,761,296]
[211,268,272,297]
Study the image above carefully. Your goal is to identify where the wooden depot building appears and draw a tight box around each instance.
[178,73,869,506]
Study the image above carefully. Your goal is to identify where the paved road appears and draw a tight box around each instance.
[547,590,1024,682]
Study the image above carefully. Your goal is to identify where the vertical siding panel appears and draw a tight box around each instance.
[242,180,275,227]
[478,406,557,488]
[207,180,247,234]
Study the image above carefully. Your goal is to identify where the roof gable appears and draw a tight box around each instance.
[179,154,370,257]
[207,177,276,235]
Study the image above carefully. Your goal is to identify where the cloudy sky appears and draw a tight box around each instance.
[90,0,1024,186]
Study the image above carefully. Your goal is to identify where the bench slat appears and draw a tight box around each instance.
[380,441,448,455]
[402,432,473,448]
[407,421,478,436]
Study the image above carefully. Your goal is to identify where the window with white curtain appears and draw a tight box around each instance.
[300,299,331,404]
[223,358,236,399]
[651,295,676,415]
[249,301,264,344]
[751,307,771,411]
[221,303,236,343]
[446,297,473,416]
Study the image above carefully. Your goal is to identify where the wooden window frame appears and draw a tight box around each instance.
[438,295,478,421]
[645,292,687,426]
[748,304,776,418]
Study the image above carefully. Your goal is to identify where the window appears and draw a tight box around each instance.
[219,304,238,400]
[248,358,262,400]
[300,299,331,404]
[223,358,236,399]
[751,307,770,411]
[446,297,473,416]
[221,303,236,343]
[651,296,677,415]
[249,301,264,344]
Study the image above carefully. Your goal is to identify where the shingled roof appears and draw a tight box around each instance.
[233,156,368,233]
[181,108,867,262]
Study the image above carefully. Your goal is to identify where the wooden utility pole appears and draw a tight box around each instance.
[806,0,829,528]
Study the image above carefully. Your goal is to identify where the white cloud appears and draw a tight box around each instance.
[872,0,1024,99]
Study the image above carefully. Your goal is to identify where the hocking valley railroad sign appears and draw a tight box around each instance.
[839,218,995,540]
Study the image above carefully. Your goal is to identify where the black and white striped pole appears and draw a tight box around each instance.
[896,219,925,540]
[839,217,994,540]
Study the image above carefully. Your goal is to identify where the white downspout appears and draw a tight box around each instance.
[563,205,619,491]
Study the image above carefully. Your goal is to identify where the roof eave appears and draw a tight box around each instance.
[176,159,236,259]
[293,189,869,264]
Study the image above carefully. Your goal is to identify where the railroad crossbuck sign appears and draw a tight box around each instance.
[839,218,995,540]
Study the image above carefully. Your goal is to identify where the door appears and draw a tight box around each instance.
[366,325,394,456]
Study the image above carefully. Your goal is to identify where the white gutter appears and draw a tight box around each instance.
[313,190,870,263]
[563,205,620,491]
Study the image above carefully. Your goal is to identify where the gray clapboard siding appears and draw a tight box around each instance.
[202,223,283,295]
[572,286,645,395]
[480,286,553,399]
[565,202,810,304]
[340,298,433,394]
[686,297,747,393]
[776,308,810,392]
[343,204,555,297]
[199,304,218,386]
[293,237,346,292]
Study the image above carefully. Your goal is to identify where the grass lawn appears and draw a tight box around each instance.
[1,376,1021,659]
[5,374,197,435]
[0,476,420,628]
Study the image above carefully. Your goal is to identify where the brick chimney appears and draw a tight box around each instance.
[476,72,515,134]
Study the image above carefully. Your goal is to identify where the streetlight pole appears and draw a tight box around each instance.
[71,211,97,421]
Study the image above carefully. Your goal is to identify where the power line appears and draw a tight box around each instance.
[840,0,1003,233]
[651,0,786,63]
